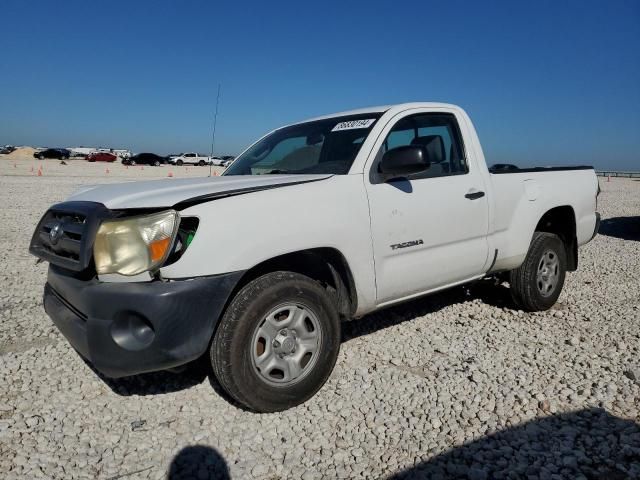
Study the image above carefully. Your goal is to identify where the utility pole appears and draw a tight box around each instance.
[209,83,221,177]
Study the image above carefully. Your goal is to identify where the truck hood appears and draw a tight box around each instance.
[67,174,332,210]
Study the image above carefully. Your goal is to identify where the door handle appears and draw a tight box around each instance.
[465,190,485,200]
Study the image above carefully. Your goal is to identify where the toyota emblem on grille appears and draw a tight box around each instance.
[49,223,63,245]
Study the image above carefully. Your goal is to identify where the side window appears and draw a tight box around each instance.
[377,113,467,180]
[386,128,414,150]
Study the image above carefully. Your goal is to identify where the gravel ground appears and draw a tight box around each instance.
[0,159,639,479]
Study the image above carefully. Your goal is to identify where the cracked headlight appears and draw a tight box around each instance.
[94,210,179,276]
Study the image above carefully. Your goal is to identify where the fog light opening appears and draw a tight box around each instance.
[110,311,155,351]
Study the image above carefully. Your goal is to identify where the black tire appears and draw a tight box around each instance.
[211,271,341,412]
[176,160,183,166]
[509,232,567,311]
[153,160,160,166]
[198,160,205,166]
[38,155,44,160]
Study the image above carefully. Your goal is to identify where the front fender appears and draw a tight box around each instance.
[160,175,378,315]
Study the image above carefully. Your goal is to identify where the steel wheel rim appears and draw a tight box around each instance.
[251,303,322,387]
[536,249,559,297]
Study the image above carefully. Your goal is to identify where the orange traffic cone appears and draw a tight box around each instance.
[141,166,144,170]
[168,171,173,178]
[105,168,110,174]
[37,168,42,177]
[30,166,34,173]
[607,175,611,182]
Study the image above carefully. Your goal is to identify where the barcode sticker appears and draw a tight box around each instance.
[331,119,376,131]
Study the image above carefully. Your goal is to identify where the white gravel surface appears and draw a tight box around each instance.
[1,158,639,479]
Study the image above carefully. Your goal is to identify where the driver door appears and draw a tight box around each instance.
[365,110,490,305]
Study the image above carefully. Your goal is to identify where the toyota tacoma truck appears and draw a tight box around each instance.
[30,103,600,412]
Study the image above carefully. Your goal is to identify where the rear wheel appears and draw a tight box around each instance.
[198,160,205,166]
[176,160,183,166]
[38,154,44,160]
[130,160,136,166]
[211,271,341,412]
[509,232,567,311]
[153,160,160,166]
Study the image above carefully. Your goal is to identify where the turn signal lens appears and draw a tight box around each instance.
[149,237,171,262]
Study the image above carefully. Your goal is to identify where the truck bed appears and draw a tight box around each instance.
[489,164,594,174]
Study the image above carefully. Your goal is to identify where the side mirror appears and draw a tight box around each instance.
[379,145,430,181]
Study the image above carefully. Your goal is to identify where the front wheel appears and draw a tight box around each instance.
[198,160,205,166]
[509,232,567,311]
[211,271,341,412]
[176,160,183,166]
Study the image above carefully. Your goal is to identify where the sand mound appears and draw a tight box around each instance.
[3,147,38,159]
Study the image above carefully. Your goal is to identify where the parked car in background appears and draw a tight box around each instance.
[97,148,131,159]
[210,156,233,166]
[69,147,96,158]
[169,153,213,166]
[123,153,167,166]
[87,152,118,162]
[222,158,234,168]
[34,148,71,160]
[114,150,131,160]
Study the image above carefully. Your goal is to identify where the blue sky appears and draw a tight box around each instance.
[1,0,638,169]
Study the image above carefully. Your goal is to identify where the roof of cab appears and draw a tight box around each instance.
[299,102,459,123]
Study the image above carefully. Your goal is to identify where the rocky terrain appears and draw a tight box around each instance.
[0,161,638,479]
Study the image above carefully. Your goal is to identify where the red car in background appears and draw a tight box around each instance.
[87,152,118,162]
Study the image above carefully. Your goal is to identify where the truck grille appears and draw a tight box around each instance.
[30,201,112,272]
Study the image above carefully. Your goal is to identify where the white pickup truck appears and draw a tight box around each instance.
[30,103,600,412]
[169,153,212,166]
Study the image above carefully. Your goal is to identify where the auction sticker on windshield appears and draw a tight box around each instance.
[331,119,376,131]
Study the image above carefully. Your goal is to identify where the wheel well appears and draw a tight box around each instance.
[233,248,357,318]
[534,206,578,271]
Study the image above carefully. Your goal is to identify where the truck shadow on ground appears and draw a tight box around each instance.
[168,445,230,479]
[161,409,638,479]
[87,359,209,397]
[598,216,640,241]
[387,408,640,480]
[342,279,512,343]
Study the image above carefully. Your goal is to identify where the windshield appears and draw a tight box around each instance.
[225,113,382,175]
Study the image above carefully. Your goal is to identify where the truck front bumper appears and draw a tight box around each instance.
[43,265,242,378]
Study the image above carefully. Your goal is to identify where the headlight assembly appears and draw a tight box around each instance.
[94,210,179,276]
